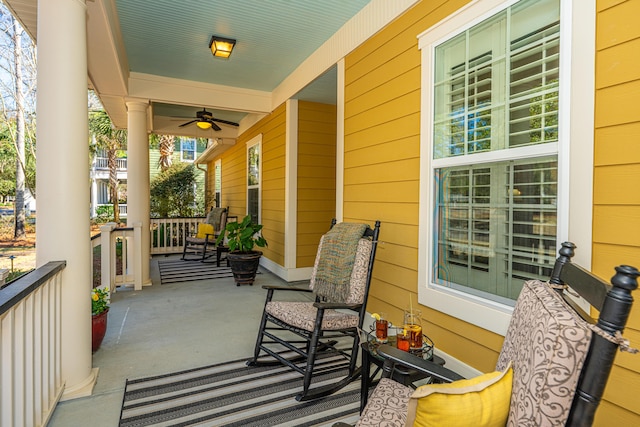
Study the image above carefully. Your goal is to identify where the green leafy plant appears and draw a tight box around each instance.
[95,205,114,223]
[92,287,110,315]
[217,215,268,253]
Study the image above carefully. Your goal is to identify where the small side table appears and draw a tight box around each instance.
[360,334,445,412]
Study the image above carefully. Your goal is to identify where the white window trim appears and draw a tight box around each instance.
[246,134,262,223]
[417,0,594,335]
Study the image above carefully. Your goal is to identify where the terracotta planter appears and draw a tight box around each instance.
[92,308,109,352]
[227,251,262,286]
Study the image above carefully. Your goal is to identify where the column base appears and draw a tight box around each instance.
[60,367,99,401]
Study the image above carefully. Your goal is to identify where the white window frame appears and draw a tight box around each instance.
[214,158,222,207]
[180,138,196,162]
[417,0,595,335]
[246,134,262,224]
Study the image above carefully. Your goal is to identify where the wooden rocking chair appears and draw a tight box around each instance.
[248,219,381,401]
[340,242,639,427]
[181,206,228,261]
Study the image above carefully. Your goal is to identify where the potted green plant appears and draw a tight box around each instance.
[91,287,110,352]
[217,215,268,286]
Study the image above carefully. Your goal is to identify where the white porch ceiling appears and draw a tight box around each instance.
[5,0,417,138]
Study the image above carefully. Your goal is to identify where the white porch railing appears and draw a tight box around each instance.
[91,218,206,292]
[0,261,66,427]
[150,217,204,255]
[94,157,127,170]
[92,223,143,292]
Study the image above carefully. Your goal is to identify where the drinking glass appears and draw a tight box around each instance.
[375,312,388,343]
[396,330,410,351]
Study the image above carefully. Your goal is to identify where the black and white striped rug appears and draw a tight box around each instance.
[119,352,361,426]
[157,259,234,284]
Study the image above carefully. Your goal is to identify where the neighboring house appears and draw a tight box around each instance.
[201,1,640,424]
[90,149,127,219]
[149,136,209,212]
[149,136,208,182]
[90,138,208,219]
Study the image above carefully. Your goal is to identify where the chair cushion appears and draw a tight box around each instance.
[265,301,359,331]
[195,223,214,239]
[496,280,592,427]
[356,378,414,427]
[310,237,373,305]
[405,364,513,427]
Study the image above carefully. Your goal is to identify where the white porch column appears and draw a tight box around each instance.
[126,100,152,286]
[35,0,97,399]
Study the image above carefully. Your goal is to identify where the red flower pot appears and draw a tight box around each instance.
[92,308,109,352]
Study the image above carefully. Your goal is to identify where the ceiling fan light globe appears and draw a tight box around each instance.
[196,121,212,130]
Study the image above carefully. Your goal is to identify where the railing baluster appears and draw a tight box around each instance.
[0,262,65,427]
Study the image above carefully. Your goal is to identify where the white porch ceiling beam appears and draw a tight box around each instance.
[128,72,272,114]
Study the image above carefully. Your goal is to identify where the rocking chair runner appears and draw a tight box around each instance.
[339,242,639,427]
[181,207,228,261]
[247,219,381,401]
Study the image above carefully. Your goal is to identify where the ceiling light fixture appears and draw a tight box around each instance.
[196,120,212,130]
[209,35,236,58]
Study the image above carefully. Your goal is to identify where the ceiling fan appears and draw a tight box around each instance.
[178,108,239,131]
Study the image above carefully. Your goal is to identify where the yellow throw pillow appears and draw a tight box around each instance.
[406,362,513,427]
[196,223,215,239]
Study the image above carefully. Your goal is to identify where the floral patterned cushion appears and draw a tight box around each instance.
[265,301,359,331]
[496,279,592,427]
[264,232,372,336]
[309,236,373,305]
[356,378,413,427]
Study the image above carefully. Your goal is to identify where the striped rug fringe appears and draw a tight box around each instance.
[119,352,361,426]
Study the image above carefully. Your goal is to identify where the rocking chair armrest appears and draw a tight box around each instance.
[377,345,465,383]
[260,285,313,293]
[313,301,361,311]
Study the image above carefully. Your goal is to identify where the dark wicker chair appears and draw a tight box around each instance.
[338,242,639,427]
[247,219,381,401]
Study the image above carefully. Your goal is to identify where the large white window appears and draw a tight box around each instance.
[418,0,595,334]
[247,135,262,224]
[433,0,560,305]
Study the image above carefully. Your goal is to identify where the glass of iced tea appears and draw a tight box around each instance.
[375,313,388,343]
[403,309,423,350]
[396,330,410,351]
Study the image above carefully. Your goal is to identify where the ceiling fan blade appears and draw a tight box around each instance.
[179,119,197,127]
[210,121,222,131]
[211,118,239,127]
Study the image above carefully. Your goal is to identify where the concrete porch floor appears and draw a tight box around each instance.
[48,254,314,427]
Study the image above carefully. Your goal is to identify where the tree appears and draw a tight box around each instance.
[150,163,198,218]
[11,17,25,237]
[0,6,37,239]
[88,109,127,223]
[158,134,175,171]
